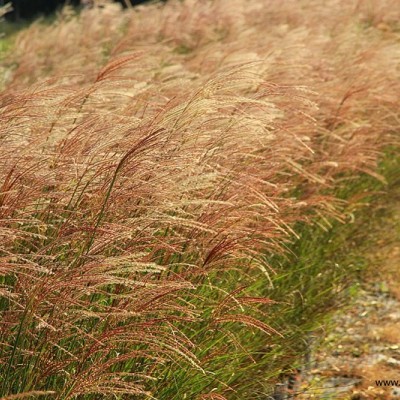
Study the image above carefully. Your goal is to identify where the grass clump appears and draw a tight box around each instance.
[0,0,399,398]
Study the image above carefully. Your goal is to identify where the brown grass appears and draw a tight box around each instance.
[0,0,399,398]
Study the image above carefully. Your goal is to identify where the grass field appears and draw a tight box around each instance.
[0,0,399,398]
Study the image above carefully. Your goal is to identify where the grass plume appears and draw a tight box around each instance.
[0,0,399,398]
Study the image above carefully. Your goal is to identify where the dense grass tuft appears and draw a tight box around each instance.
[0,0,399,398]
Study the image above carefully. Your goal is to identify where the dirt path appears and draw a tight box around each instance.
[297,195,400,399]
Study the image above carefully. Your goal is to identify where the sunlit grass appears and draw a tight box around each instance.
[0,1,399,398]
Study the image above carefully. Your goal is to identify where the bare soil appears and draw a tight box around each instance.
[298,196,400,399]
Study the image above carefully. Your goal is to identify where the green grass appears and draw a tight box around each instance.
[0,20,28,55]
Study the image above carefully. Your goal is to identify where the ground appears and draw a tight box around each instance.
[299,189,400,399]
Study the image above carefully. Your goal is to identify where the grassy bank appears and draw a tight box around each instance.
[0,1,399,398]
[153,151,399,399]
[294,150,400,399]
